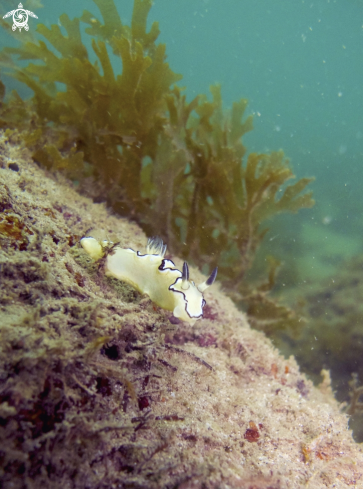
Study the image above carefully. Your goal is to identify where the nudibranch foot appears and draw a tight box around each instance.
[80,236,217,325]
[80,236,112,260]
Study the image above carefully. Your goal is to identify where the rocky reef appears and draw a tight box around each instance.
[0,133,362,488]
[1,0,361,486]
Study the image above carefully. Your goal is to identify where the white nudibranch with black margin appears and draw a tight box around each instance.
[80,236,217,325]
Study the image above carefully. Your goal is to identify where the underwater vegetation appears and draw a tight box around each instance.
[276,253,363,442]
[0,0,314,331]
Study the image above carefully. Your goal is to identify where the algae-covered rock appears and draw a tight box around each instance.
[0,132,362,488]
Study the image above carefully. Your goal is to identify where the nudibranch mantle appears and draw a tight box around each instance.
[81,236,217,325]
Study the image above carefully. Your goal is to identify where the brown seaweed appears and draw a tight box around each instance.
[0,0,314,331]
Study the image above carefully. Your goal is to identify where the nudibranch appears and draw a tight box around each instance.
[80,236,217,325]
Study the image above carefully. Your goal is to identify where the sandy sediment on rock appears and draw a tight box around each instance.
[0,131,362,488]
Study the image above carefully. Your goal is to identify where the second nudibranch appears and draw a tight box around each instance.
[81,236,217,325]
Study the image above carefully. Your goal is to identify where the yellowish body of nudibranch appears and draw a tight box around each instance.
[81,236,217,325]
